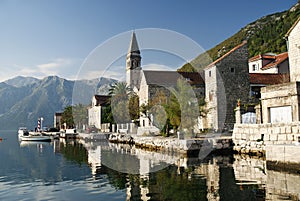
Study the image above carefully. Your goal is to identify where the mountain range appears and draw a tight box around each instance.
[0,76,116,130]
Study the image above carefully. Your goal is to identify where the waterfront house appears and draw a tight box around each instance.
[259,16,300,124]
[204,41,250,131]
[88,95,110,129]
[233,17,300,158]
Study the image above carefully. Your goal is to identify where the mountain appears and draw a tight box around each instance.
[0,76,116,130]
[179,2,300,72]
[5,76,40,87]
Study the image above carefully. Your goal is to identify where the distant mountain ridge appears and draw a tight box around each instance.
[0,76,116,130]
[180,2,300,72]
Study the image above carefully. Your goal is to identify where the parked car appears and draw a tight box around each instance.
[86,125,98,133]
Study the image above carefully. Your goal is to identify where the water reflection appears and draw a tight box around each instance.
[1,130,298,200]
[78,138,300,201]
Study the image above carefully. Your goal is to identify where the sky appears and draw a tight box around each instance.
[0,0,297,82]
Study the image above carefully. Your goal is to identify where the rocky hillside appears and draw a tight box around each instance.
[0,76,116,130]
[180,2,300,72]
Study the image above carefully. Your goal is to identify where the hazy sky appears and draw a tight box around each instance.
[0,0,297,81]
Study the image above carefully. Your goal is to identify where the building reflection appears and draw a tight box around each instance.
[78,139,300,201]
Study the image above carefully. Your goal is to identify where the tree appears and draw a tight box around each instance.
[129,93,139,122]
[109,82,139,124]
[72,104,88,129]
[61,106,74,128]
[61,104,88,129]
[101,104,115,124]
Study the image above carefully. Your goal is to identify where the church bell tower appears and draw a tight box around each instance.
[126,31,142,90]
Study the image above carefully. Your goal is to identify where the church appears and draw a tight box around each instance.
[125,32,206,134]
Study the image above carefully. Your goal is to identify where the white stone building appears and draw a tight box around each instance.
[88,95,110,129]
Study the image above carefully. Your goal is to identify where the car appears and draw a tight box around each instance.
[86,125,98,133]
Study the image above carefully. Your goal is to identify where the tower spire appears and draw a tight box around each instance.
[128,31,140,54]
[126,31,142,90]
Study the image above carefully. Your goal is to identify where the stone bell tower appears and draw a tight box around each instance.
[126,31,142,90]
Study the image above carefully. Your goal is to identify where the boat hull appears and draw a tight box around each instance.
[19,135,51,142]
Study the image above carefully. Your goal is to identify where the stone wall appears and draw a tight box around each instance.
[266,144,300,164]
[233,122,300,155]
[266,170,300,200]
[233,155,267,185]
[260,82,300,123]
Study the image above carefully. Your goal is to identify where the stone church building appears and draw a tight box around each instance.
[126,32,205,133]
[126,32,250,133]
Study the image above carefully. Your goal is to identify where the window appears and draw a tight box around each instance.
[209,71,211,77]
[252,64,259,71]
[230,67,235,73]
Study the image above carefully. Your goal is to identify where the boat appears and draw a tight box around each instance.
[19,131,51,142]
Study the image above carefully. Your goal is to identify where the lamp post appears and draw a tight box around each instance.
[40,117,44,131]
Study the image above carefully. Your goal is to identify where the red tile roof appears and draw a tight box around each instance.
[261,52,288,70]
[249,73,290,85]
[205,41,248,69]
[248,54,276,62]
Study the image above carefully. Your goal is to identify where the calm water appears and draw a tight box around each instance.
[0,130,299,201]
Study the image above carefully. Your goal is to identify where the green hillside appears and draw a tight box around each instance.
[179,2,300,72]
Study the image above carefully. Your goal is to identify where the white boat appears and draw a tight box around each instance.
[19,131,51,142]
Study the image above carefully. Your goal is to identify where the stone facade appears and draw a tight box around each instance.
[287,17,300,82]
[260,82,300,124]
[88,95,110,129]
[205,42,250,131]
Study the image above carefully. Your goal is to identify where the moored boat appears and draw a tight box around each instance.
[19,133,51,142]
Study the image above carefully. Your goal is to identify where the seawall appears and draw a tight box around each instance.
[108,133,233,156]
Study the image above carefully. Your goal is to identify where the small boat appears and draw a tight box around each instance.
[19,131,51,142]
[19,134,51,142]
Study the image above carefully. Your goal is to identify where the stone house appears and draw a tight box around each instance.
[88,95,110,129]
[248,52,289,74]
[232,17,300,156]
[204,41,250,131]
[259,16,300,124]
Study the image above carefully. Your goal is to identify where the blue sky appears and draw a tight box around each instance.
[0,0,297,81]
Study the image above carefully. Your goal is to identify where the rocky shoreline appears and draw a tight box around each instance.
[108,133,233,156]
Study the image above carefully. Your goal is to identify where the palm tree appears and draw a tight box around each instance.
[109,82,135,124]
[109,82,132,97]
